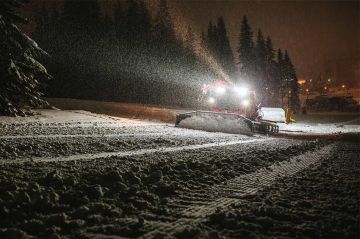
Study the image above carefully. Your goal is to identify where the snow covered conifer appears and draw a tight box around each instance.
[0,0,51,116]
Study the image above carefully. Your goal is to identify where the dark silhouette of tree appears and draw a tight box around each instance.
[0,0,51,116]
[215,17,236,81]
[204,17,236,81]
[237,16,255,85]
[206,21,215,52]
[264,36,277,106]
[284,51,300,110]
[276,48,288,106]
[254,29,267,96]
[30,2,301,110]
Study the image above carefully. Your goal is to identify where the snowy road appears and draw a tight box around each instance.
[0,110,358,238]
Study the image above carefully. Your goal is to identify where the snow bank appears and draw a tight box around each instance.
[47,98,177,123]
[178,114,253,135]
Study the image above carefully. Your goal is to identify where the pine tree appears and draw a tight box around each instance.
[206,21,216,53]
[237,16,255,84]
[0,0,51,116]
[264,36,277,106]
[215,17,236,81]
[254,29,267,93]
[276,49,287,106]
[284,51,300,110]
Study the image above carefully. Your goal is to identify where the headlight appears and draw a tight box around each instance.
[234,86,249,97]
[208,97,215,104]
[242,99,250,107]
[214,86,226,95]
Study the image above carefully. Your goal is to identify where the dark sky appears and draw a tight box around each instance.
[22,0,359,86]
[169,0,359,84]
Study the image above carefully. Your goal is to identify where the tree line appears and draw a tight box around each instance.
[0,0,300,116]
[204,16,300,109]
[33,0,299,109]
[33,0,215,107]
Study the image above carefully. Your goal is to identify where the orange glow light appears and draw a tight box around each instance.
[297,79,306,85]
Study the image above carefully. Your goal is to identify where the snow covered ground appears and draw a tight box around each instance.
[279,122,360,135]
[0,109,358,238]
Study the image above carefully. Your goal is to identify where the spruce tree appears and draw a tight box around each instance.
[276,49,286,106]
[265,37,275,62]
[206,21,215,51]
[254,29,267,93]
[0,0,51,116]
[237,16,255,84]
[264,36,277,106]
[284,51,300,110]
[215,17,236,81]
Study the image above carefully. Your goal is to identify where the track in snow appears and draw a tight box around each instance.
[0,132,168,140]
[1,138,269,164]
[141,144,334,238]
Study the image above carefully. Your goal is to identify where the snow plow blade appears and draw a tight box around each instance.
[260,107,286,123]
[175,111,279,135]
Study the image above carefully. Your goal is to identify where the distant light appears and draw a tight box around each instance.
[215,86,226,95]
[242,99,250,107]
[298,79,306,85]
[341,84,346,88]
[324,86,327,90]
[327,78,331,82]
[234,86,248,97]
[306,89,309,92]
[208,97,215,104]
[309,79,312,82]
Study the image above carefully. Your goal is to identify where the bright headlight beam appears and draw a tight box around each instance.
[215,86,226,95]
[242,99,250,107]
[234,86,249,97]
[208,97,215,104]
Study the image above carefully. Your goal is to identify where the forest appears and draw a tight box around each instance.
[1,0,299,116]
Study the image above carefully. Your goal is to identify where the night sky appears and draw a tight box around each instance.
[22,0,359,86]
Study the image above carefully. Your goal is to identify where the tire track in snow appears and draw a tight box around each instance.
[0,138,269,164]
[141,144,334,238]
[0,132,168,140]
